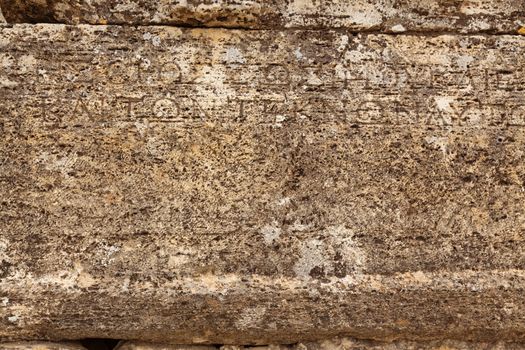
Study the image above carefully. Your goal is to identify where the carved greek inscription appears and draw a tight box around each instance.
[158,62,182,84]
[29,91,525,129]
[263,64,291,86]
[9,52,525,128]
[153,98,180,121]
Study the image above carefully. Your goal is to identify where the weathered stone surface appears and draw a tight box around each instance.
[109,338,525,350]
[0,342,86,350]
[5,339,525,350]
[1,0,525,33]
[291,338,525,350]
[2,24,525,343]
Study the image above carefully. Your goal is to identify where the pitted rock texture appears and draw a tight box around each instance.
[2,24,525,343]
[1,0,525,33]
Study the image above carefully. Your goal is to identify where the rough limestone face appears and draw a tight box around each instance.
[1,0,525,33]
[2,23,525,343]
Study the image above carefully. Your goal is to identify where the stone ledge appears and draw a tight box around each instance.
[0,0,524,34]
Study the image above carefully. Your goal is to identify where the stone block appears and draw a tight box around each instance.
[1,23,525,344]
